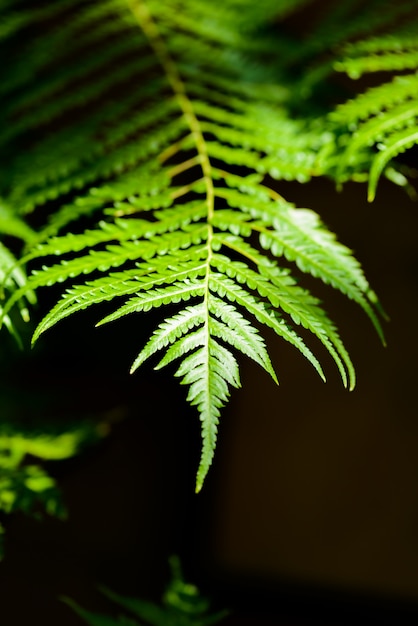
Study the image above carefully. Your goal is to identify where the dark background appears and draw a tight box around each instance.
[1,176,418,625]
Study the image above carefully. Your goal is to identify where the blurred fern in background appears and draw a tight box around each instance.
[65,555,228,625]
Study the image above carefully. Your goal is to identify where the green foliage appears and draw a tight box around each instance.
[64,556,228,626]
[331,35,418,200]
[0,204,36,343]
[0,0,417,492]
[0,421,103,557]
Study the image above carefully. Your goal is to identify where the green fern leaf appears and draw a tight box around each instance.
[211,253,356,389]
[33,271,207,345]
[130,303,207,371]
[369,127,418,201]
[0,229,36,342]
[176,340,240,493]
[335,49,418,80]
[209,273,326,382]
[329,73,418,126]
[329,15,418,196]
[207,297,278,383]
[0,0,388,490]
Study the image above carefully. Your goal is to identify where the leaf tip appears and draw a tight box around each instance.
[367,185,376,202]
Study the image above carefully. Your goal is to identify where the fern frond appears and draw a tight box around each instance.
[207,297,278,383]
[331,79,418,198]
[281,0,418,82]
[335,29,418,79]
[326,3,418,199]
[0,202,37,341]
[0,242,35,342]
[342,33,418,57]
[31,256,208,344]
[0,202,36,245]
[64,554,228,625]
[316,0,418,52]
[369,127,418,201]
[130,303,206,370]
[329,73,418,126]
[176,340,240,493]
[213,186,383,338]
[336,50,418,79]
[1,0,386,489]
[0,420,106,558]
[211,253,355,389]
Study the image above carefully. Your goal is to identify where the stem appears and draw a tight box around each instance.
[127,0,215,301]
[127,2,217,493]
[127,0,215,220]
